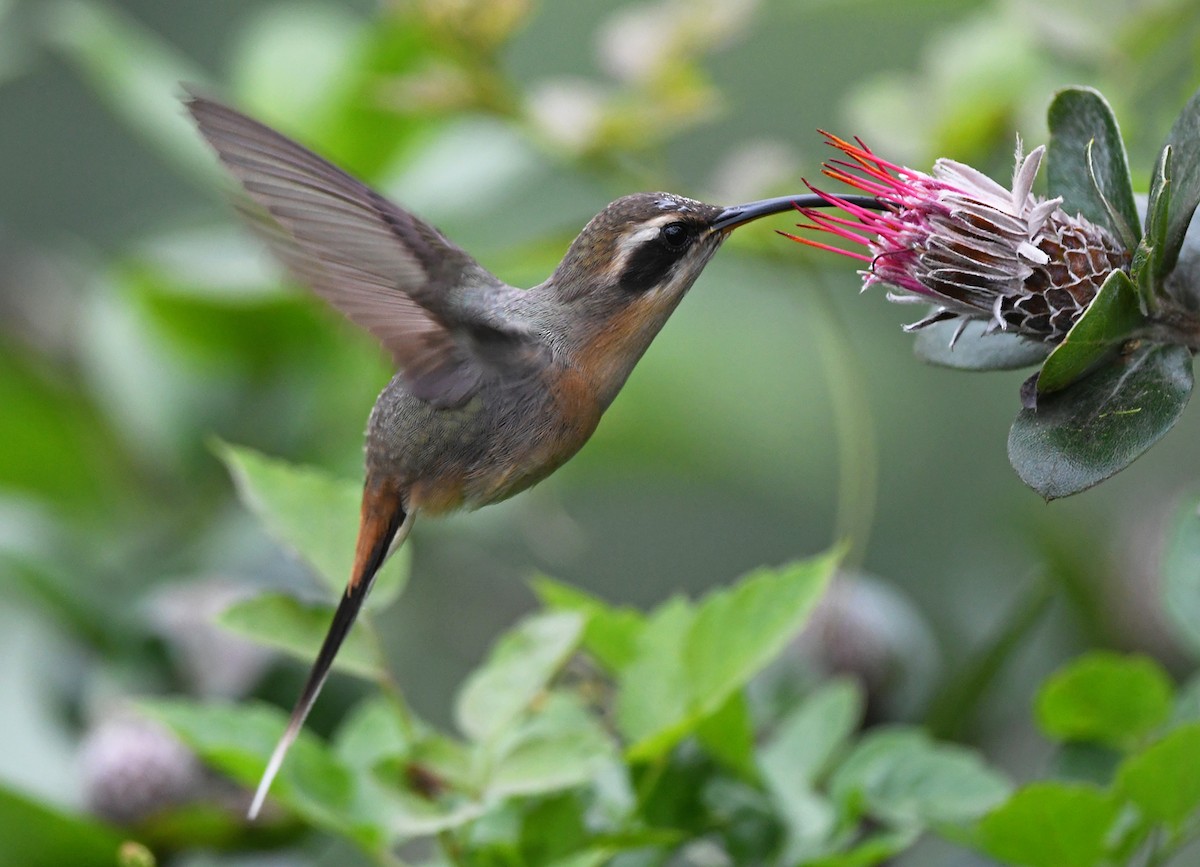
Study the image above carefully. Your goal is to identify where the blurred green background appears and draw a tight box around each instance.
[2,0,1200,861]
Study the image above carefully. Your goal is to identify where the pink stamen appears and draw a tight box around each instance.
[796,210,875,247]
[779,231,874,262]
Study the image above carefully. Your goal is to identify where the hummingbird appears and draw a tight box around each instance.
[184,95,880,818]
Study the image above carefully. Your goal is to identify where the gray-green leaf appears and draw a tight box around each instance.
[1008,342,1193,500]
[1047,86,1140,246]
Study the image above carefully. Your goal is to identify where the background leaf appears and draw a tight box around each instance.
[1008,342,1194,499]
[619,552,838,760]
[0,786,123,867]
[532,576,646,672]
[976,782,1120,867]
[484,693,616,799]
[802,829,919,867]
[695,690,758,778]
[1115,722,1200,829]
[760,678,863,790]
[1047,86,1140,244]
[1035,652,1173,749]
[614,597,695,757]
[143,699,386,847]
[218,591,387,679]
[454,611,584,742]
[217,441,409,609]
[684,554,839,722]
[333,695,412,771]
[830,728,1011,828]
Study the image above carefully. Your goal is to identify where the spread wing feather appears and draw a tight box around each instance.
[186,94,534,407]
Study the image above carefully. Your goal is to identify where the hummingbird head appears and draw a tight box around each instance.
[541,191,807,407]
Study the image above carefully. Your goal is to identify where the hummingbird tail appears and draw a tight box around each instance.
[248,481,411,819]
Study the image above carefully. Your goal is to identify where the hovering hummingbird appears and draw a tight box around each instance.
[185,95,879,817]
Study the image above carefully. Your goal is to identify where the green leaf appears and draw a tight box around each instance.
[334,695,412,771]
[760,679,863,789]
[802,828,920,867]
[913,319,1051,371]
[377,789,486,840]
[299,16,436,179]
[1036,270,1146,395]
[543,851,614,867]
[1158,86,1200,278]
[532,575,646,672]
[695,690,758,778]
[761,681,864,863]
[683,554,839,729]
[517,793,590,866]
[368,726,483,841]
[0,786,123,867]
[1116,722,1200,829]
[484,693,616,799]
[1035,652,1173,749]
[0,348,127,511]
[1047,86,1140,245]
[216,442,410,609]
[1008,342,1193,500]
[976,782,1120,867]
[455,611,585,742]
[1163,491,1200,658]
[614,596,695,758]
[830,727,1011,828]
[619,551,839,760]
[143,699,384,847]
[218,591,386,679]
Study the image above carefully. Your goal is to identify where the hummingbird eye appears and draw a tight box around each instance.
[660,221,691,251]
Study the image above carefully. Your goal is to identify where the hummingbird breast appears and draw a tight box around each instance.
[364,364,603,514]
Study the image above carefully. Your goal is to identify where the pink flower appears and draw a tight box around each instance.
[789,133,1131,344]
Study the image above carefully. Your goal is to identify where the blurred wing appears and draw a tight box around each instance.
[186,94,532,408]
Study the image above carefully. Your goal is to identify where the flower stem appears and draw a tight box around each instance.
[1141,305,1200,350]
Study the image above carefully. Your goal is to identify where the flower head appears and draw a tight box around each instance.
[790,133,1131,344]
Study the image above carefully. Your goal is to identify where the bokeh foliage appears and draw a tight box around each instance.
[3,0,1200,865]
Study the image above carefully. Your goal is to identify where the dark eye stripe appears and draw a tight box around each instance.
[617,221,698,292]
[619,242,681,292]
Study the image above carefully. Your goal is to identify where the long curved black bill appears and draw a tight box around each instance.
[710,193,885,232]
